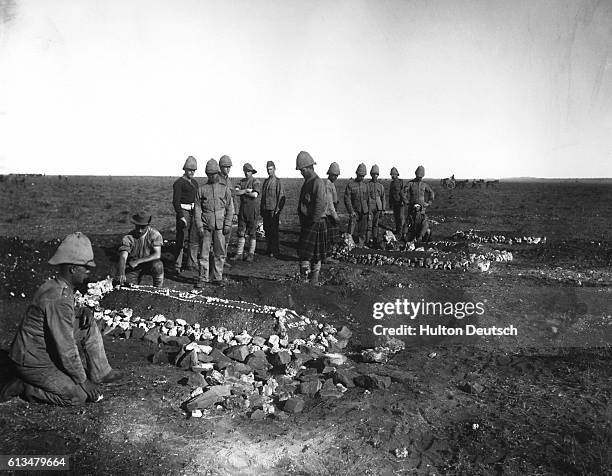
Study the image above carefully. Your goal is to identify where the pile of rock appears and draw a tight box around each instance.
[452,229,546,245]
[74,279,396,417]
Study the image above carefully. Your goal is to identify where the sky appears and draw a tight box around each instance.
[0,0,611,179]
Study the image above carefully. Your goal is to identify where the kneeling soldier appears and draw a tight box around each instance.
[117,212,164,287]
[1,233,123,405]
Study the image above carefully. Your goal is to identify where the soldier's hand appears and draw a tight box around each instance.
[223,225,231,235]
[80,380,101,402]
[179,217,187,229]
[198,227,205,237]
[79,307,94,329]
[118,272,126,285]
[127,258,139,268]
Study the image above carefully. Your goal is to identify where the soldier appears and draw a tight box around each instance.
[404,203,431,243]
[367,164,385,247]
[193,159,234,288]
[172,156,199,275]
[117,212,164,287]
[232,163,261,262]
[1,233,123,405]
[260,161,286,258]
[401,165,435,241]
[218,155,235,262]
[388,167,404,234]
[344,163,370,246]
[324,162,341,250]
[296,151,328,285]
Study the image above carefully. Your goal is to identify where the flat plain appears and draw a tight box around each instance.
[0,175,610,475]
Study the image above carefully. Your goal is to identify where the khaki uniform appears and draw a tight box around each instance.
[194,181,234,283]
[367,180,385,243]
[10,277,112,406]
[344,179,370,245]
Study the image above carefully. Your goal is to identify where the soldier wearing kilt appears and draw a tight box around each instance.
[296,151,328,285]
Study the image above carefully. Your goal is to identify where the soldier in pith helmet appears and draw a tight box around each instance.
[172,156,199,275]
[2,233,123,405]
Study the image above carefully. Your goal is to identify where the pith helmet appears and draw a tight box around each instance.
[183,156,197,171]
[327,162,340,175]
[415,165,425,178]
[356,163,367,176]
[219,155,232,167]
[296,151,315,170]
[205,159,220,174]
[48,232,96,267]
[243,163,257,174]
[390,167,399,176]
[370,165,380,175]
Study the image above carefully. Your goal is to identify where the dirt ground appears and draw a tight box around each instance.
[0,176,611,475]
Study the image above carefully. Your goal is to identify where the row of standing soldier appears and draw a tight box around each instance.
[172,153,435,287]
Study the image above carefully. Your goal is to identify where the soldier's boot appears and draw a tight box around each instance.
[299,261,310,282]
[309,262,321,285]
[232,237,245,261]
[245,239,256,262]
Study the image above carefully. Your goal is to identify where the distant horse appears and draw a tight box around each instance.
[440,178,455,189]
[471,179,484,188]
[455,179,469,188]
[486,180,499,188]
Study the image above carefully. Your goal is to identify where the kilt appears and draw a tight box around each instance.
[298,219,328,262]
[326,216,339,246]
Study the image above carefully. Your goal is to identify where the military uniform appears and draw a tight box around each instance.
[298,173,328,263]
[9,277,112,406]
[119,226,164,286]
[343,179,370,246]
[389,178,404,234]
[237,176,261,238]
[367,180,385,243]
[218,173,234,255]
[194,180,234,283]
[172,175,199,272]
[260,175,286,256]
[324,178,340,246]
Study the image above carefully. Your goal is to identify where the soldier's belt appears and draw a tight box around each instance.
[180,203,195,211]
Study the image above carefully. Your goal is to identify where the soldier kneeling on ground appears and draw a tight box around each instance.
[117,212,164,287]
[0,233,123,405]
[402,203,431,243]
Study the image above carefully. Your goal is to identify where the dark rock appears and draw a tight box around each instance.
[197,353,214,363]
[319,378,343,399]
[224,345,250,362]
[299,379,322,396]
[209,348,233,366]
[223,363,253,377]
[131,327,147,340]
[334,369,358,388]
[213,342,229,352]
[186,372,207,388]
[183,385,231,411]
[160,335,191,347]
[269,351,292,367]
[143,327,161,344]
[284,397,305,413]
[458,381,485,394]
[354,374,392,390]
[245,352,269,371]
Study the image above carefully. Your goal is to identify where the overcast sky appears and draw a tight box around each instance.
[0,0,611,178]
